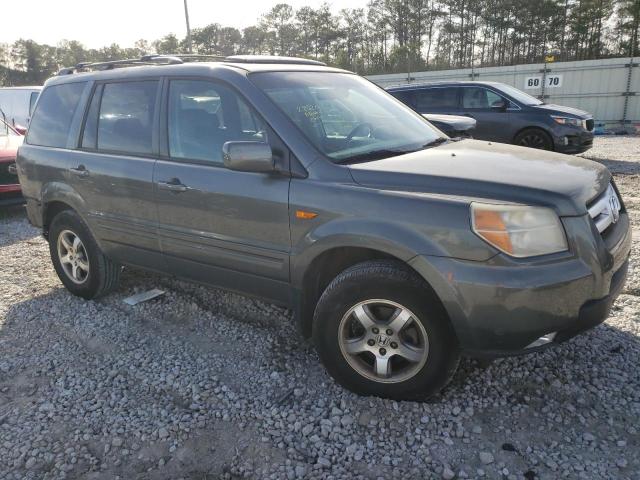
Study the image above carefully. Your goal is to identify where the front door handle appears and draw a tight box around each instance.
[69,165,89,178]
[158,179,191,193]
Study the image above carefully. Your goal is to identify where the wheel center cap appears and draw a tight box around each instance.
[376,334,390,347]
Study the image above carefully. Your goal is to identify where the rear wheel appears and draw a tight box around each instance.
[312,260,460,400]
[514,128,553,150]
[49,209,120,299]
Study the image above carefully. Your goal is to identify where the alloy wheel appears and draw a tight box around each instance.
[57,229,90,284]
[518,133,548,149]
[338,299,429,384]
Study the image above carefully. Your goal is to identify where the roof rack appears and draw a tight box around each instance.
[225,55,326,66]
[57,54,326,75]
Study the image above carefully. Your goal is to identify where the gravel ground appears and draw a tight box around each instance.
[1,136,639,480]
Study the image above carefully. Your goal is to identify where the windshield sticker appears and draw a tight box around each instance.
[297,104,321,123]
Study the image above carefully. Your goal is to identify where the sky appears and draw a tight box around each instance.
[2,0,369,49]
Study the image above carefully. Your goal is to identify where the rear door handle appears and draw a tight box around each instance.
[158,179,191,193]
[69,165,89,178]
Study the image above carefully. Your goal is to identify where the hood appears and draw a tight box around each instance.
[0,134,23,161]
[423,114,476,130]
[348,139,610,216]
[533,103,591,118]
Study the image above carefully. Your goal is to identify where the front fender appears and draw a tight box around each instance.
[290,217,444,287]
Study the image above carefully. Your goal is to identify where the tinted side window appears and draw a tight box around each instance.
[168,80,267,164]
[26,82,85,147]
[414,88,458,110]
[390,90,414,107]
[462,87,505,109]
[97,81,158,155]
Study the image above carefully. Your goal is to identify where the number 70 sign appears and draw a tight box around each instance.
[524,75,563,89]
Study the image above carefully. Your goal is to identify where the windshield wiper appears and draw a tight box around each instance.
[338,149,410,164]
[421,137,449,148]
[338,137,450,164]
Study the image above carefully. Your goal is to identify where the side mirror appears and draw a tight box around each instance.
[222,141,275,173]
[490,100,507,112]
[14,124,27,135]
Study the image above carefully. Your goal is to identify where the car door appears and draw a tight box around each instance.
[69,79,162,268]
[459,86,513,142]
[412,87,461,115]
[154,78,291,304]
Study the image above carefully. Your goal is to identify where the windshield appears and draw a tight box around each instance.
[250,72,443,163]
[496,83,543,106]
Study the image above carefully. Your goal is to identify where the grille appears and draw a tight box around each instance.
[586,119,594,131]
[588,183,621,234]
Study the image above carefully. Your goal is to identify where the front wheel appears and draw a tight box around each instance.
[312,260,460,400]
[514,128,553,150]
[49,209,121,299]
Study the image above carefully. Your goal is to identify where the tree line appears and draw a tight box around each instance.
[1,0,639,86]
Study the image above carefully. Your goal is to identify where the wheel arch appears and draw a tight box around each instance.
[294,244,450,339]
[40,182,88,238]
[513,126,555,149]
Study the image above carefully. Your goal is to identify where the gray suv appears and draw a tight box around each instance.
[17,55,631,400]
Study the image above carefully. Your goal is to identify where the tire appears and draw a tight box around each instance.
[49,209,120,299]
[514,128,553,150]
[312,260,460,400]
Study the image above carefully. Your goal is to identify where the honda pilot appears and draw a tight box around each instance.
[17,56,630,399]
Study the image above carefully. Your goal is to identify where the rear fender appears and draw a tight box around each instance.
[41,182,88,219]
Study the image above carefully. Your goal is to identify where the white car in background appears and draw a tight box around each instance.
[0,86,42,132]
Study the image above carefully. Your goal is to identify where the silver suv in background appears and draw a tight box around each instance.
[17,56,629,399]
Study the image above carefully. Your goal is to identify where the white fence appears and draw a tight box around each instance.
[367,57,639,127]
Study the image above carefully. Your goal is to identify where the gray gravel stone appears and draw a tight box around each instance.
[479,452,494,465]
[442,467,455,479]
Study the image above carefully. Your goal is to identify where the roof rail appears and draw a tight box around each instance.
[56,53,223,75]
[225,55,326,66]
[57,54,326,75]
[140,54,226,63]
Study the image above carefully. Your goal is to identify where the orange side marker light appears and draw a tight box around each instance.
[296,210,318,220]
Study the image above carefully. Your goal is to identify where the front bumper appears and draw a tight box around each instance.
[409,212,631,357]
[552,127,594,154]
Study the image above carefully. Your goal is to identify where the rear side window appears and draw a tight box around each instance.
[97,81,158,155]
[27,82,85,147]
[414,87,458,110]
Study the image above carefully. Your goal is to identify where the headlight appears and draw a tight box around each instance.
[551,115,584,128]
[471,203,568,258]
